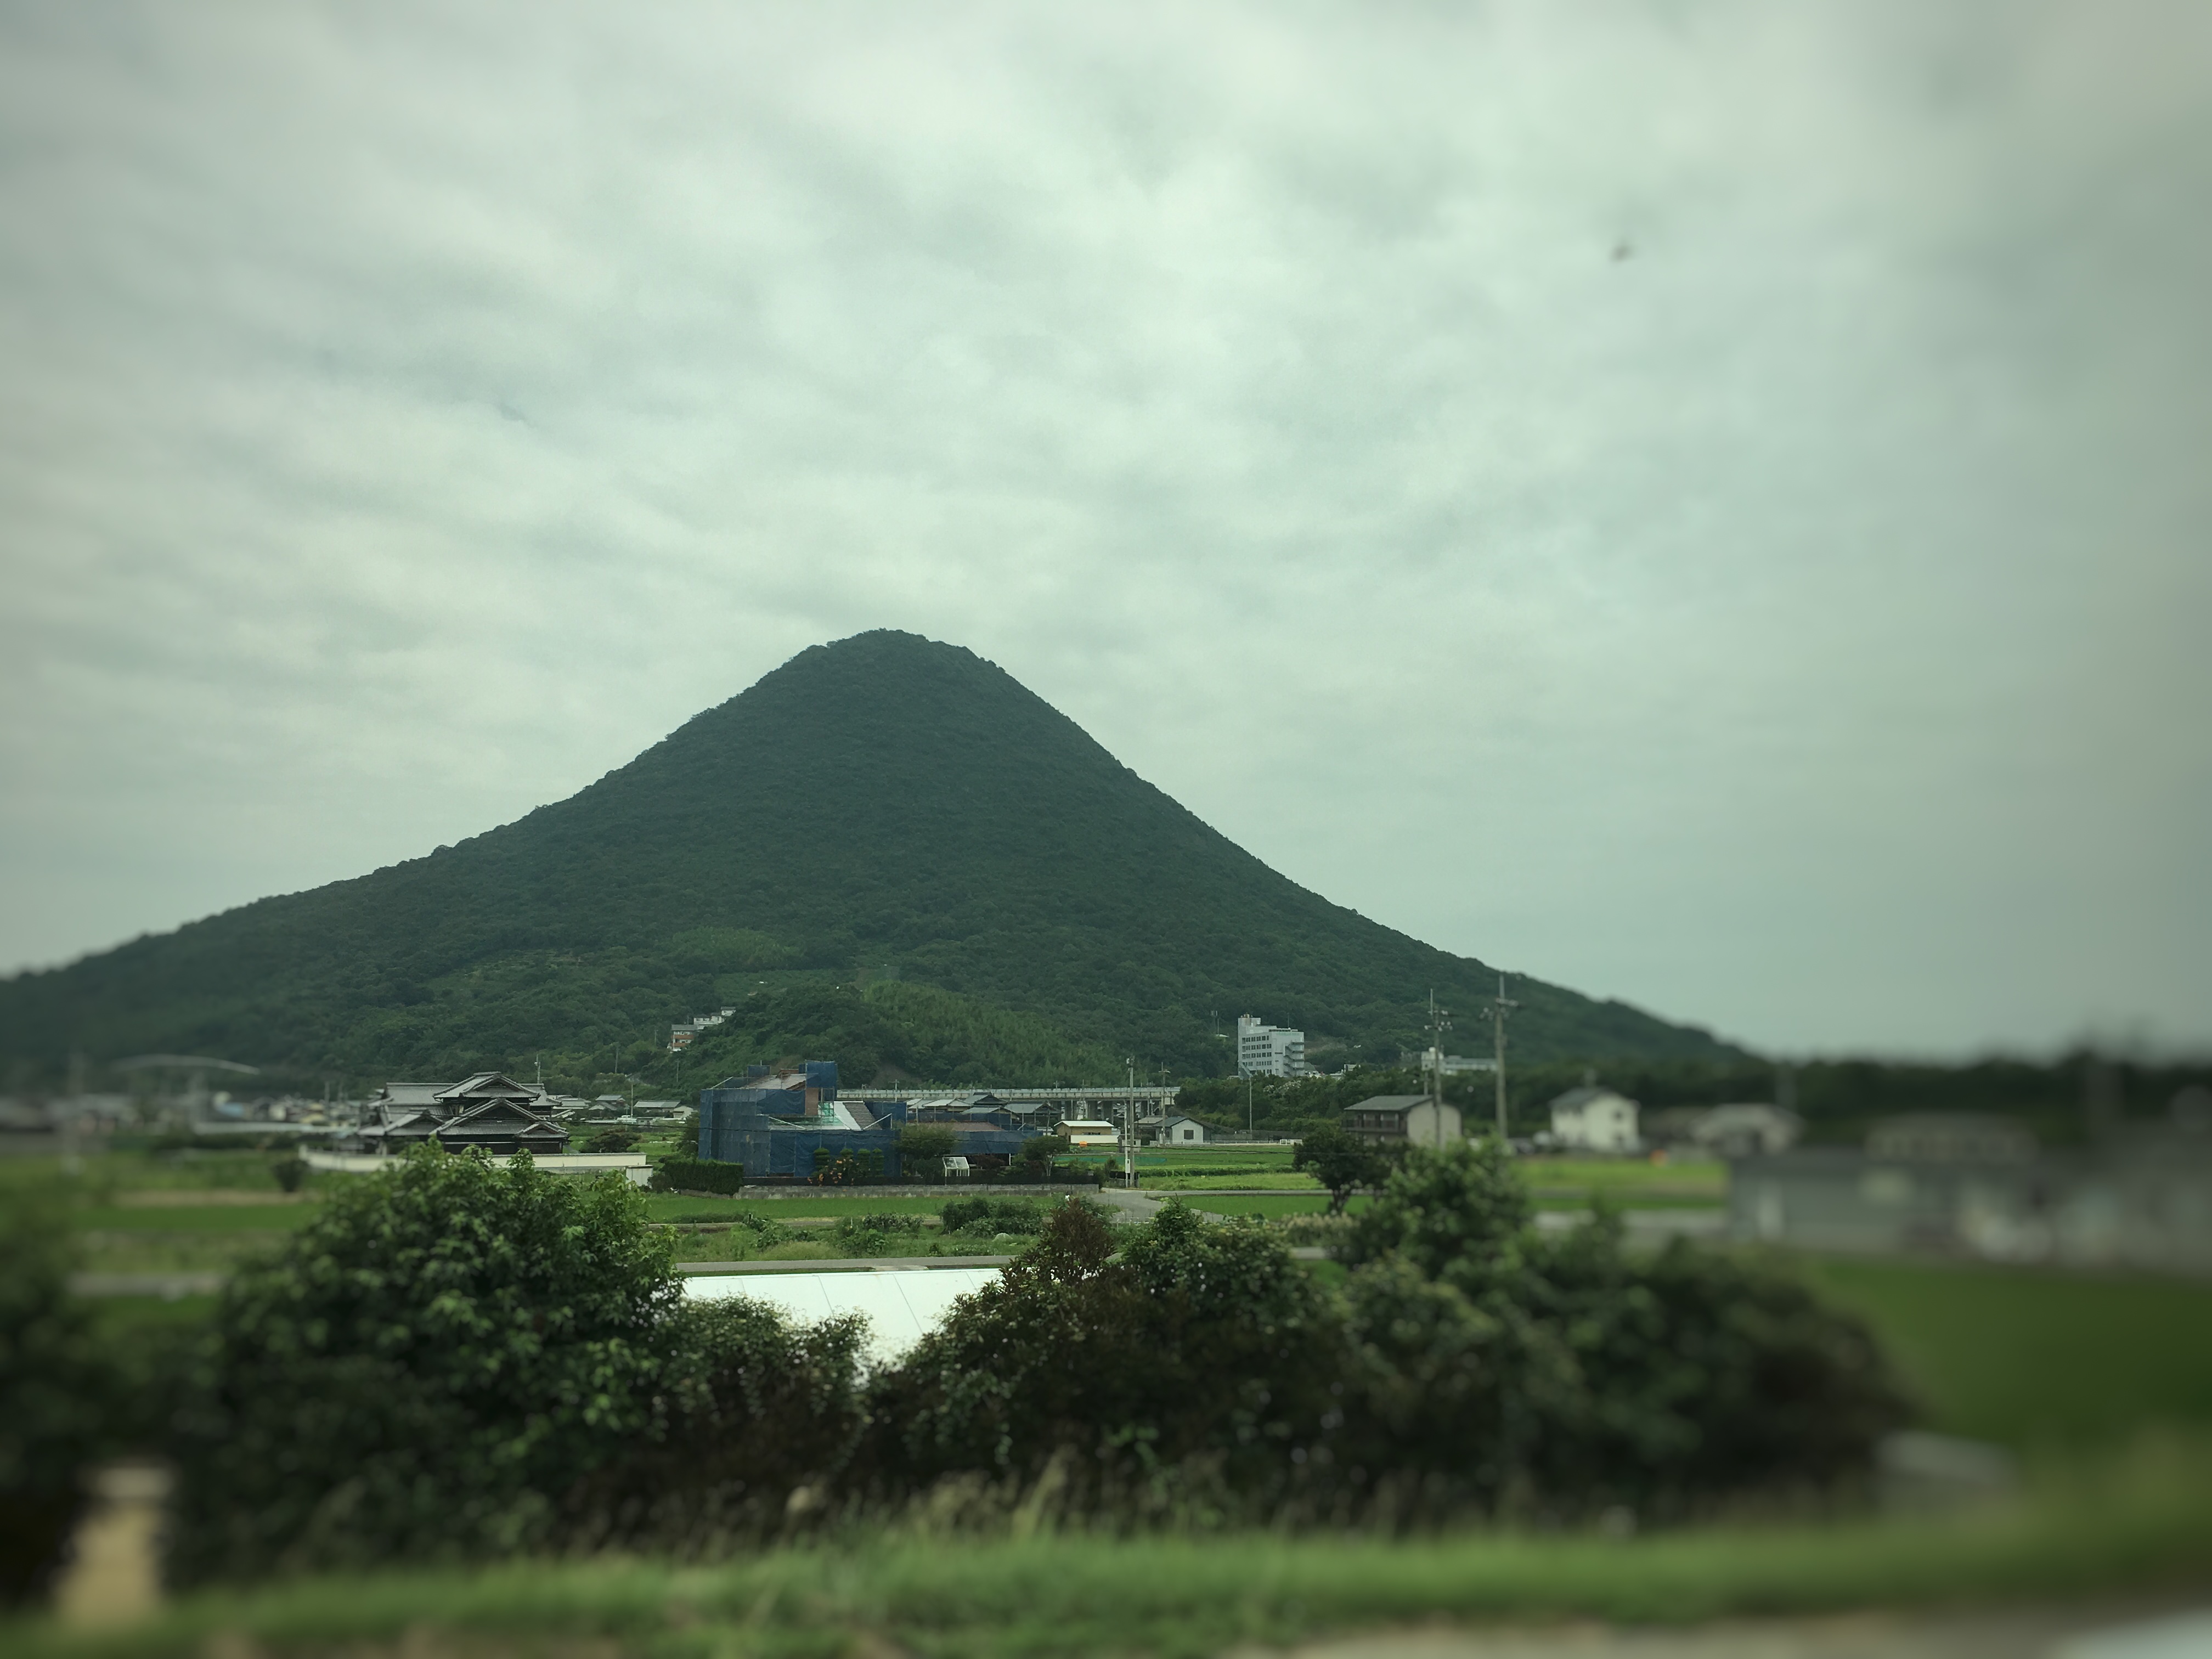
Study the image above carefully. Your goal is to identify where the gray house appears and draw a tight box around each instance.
[1344,1094,1462,1148]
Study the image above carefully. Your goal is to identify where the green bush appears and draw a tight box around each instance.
[939,1195,1045,1237]
[0,1195,125,1604]
[651,1158,745,1195]
[725,1211,797,1247]
[895,1125,957,1175]
[153,1142,1911,1575]
[170,1146,686,1583]
[268,1154,308,1194]
[564,1298,869,1550]
[862,1200,1342,1521]
[1336,1141,1909,1518]
[861,1148,1908,1527]
[810,1149,885,1185]
[827,1213,931,1252]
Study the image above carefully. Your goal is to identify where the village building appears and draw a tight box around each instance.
[1342,1093,1462,1148]
[345,1073,570,1156]
[1141,1113,1211,1145]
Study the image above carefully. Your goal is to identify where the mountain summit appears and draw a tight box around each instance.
[0,631,1737,1080]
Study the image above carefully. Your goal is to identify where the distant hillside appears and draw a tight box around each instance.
[0,630,1743,1087]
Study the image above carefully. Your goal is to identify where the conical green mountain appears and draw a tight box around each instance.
[0,631,1740,1084]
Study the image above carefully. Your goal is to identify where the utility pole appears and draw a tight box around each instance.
[1124,1057,1138,1189]
[1490,972,1519,1142]
[1424,990,1452,1148]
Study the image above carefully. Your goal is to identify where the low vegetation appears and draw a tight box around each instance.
[3,1139,1906,1598]
[13,1142,2212,1650]
[15,1440,2212,1659]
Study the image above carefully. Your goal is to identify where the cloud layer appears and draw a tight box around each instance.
[3,1,2209,1054]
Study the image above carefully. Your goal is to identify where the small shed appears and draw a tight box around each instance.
[1155,1114,1209,1145]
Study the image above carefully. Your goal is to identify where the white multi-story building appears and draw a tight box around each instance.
[1237,1014,1309,1078]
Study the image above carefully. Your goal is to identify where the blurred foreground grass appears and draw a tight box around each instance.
[13,1435,2212,1659]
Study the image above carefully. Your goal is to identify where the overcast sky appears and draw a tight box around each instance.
[3,2,2208,1058]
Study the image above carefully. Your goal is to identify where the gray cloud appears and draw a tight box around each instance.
[3,0,2209,1056]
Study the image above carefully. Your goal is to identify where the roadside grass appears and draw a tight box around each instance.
[15,1435,2212,1659]
[70,1205,315,1234]
[1517,1156,1727,1199]
[644,1194,953,1221]
[1143,1172,1324,1191]
[1182,1193,1347,1218]
[79,1293,221,1339]
[1146,1146,1296,1166]
[1802,1255,2212,1448]
[76,1234,286,1273]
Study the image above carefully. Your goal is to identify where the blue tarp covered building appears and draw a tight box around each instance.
[696,1062,912,1180]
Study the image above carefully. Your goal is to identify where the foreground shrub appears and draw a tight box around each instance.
[565,1299,868,1551]
[171,1147,686,1583]
[862,1200,1345,1522]
[1338,1141,1910,1518]
[862,1150,1908,1528]
[162,1142,1911,1575]
[0,1195,125,1604]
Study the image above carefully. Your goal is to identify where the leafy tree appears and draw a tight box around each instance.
[1290,1124,1398,1214]
[896,1124,957,1176]
[1343,1137,1530,1276]
[170,1147,686,1583]
[584,1127,640,1153]
[1017,1133,1069,1176]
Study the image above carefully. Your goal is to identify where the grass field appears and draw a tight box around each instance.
[1803,1255,2212,1448]
[15,1436,2212,1658]
[643,1193,957,1221]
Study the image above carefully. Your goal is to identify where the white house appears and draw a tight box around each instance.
[1548,1085,1641,1153]
[1237,1015,1310,1078]
[1153,1114,1209,1145]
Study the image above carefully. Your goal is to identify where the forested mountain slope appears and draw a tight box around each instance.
[0,631,1742,1082]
